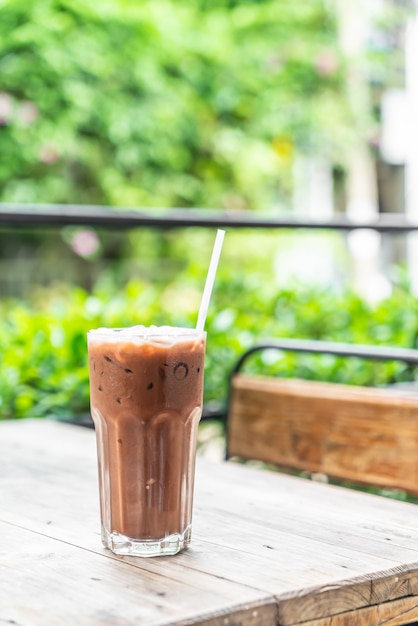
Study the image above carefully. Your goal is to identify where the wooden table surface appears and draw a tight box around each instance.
[2,419,418,626]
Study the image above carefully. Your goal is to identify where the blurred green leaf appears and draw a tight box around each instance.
[0,0,398,209]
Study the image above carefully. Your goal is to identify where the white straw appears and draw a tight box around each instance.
[196,229,226,333]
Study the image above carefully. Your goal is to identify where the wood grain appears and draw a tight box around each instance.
[288,595,418,625]
[0,519,276,626]
[3,419,418,625]
[0,420,276,626]
[227,374,418,493]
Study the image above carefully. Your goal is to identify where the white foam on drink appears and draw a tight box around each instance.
[88,325,204,345]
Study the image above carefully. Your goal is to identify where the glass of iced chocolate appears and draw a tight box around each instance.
[87,325,206,557]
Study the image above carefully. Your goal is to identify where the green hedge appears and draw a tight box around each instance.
[2,271,418,420]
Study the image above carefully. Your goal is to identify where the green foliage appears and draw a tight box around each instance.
[1,239,418,421]
[0,0,351,210]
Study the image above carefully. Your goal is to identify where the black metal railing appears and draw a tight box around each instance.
[230,338,418,376]
[1,203,418,232]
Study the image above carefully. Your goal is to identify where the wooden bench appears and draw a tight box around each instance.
[226,339,418,495]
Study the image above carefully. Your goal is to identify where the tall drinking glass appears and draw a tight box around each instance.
[87,325,206,557]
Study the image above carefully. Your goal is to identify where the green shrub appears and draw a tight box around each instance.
[1,272,418,420]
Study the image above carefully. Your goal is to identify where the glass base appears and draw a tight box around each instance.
[101,524,192,557]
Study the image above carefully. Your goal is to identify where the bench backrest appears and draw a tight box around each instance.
[226,340,418,495]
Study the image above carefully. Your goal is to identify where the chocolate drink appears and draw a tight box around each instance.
[87,326,206,557]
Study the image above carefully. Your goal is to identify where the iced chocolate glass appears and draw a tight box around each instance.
[87,325,206,557]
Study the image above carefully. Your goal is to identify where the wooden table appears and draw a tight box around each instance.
[2,420,418,626]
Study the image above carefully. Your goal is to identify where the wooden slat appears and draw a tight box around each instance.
[0,521,275,626]
[276,568,418,625]
[4,420,418,625]
[228,374,418,494]
[0,422,276,626]
[288,595,418,625]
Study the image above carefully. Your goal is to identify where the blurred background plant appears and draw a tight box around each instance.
[0,0,417,423]
[2,229,418,421]
[0,0,352,209]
